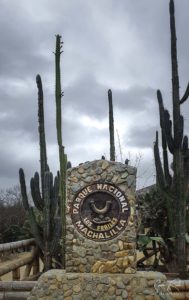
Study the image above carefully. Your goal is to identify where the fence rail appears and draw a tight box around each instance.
[0,281,35,300]
[0,239,35,253]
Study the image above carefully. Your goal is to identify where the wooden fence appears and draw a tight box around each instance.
[0,239,41,281]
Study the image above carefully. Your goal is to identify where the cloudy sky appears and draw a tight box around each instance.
[1,0,189,190]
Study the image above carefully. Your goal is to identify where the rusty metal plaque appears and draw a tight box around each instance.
[71,183,130,241]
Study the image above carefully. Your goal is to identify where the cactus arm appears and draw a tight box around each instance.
[30,175,43,211]
[108,89,115,161]
[170,0,181,146]
[178,115,184,148]
[157,90,172,186]
[163,110,174,153]
[55,35,63,146]
[19,168,30,211]
[182,136,189,191]
[34,172,44,209]
[19,168,44,251]
[180,83,189,105]
[154,132,166,189]
[43,172,52,270]
[36,74,48,199]
[43,172,51,242]
[50,217,61,256]
[50,175,59,219]
[28,207,44,251]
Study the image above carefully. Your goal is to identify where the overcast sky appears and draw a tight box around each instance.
[1,0,189,190]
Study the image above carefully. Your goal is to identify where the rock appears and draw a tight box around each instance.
[122,257,129,268]
[78,167,84,174]
[115,164,126,172]
[124,267,136,274]
[84,176,92,183]
[71,176,79,183]
[102,161,109,170]
[108,286,116,296]
[116,281,125,289]
[111,244,119,252]
[63,284,70,291]
[112,175,119,183]
[73,284,81,293]
[67,274,79,280]
[121,171,128,179]
[147,280,155,287]
[91,261,102,273]
[67,234,74,241]
[78,264,85,272]
[64,289,72,297]
[122,290,128,298]
[116,296,123,300]
[115,250,129,258]
[123,242,135,250]
[93,175,100,181]
[97,283,104,291]
[91,290,99,298]
[71,183,81,193]
[110,265,121,273]
[118,240,124,250]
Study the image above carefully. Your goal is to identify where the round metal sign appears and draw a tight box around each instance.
[71,183,130,241]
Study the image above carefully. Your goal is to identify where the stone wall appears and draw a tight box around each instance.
[66,160,137,274]
[28,270,167,300]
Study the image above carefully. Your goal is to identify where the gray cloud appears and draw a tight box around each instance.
[0,0,189,190]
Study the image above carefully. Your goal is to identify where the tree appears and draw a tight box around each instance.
[0,185,27,242]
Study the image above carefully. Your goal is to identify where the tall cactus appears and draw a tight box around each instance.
[108,89,115,161]
[154,0,189,278]
[19,35,67,271]
[54,35,67,269]
[36,74,48,200]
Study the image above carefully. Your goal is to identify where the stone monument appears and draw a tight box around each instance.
[66,159,136,274]
[28,160,167,300]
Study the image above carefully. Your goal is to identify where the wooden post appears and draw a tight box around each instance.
[23,263,33,279]
[32,256,40,275]
[12,268,20,281]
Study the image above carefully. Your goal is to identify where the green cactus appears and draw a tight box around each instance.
[19,169,61,271]
[154,0,189,278]
[54,35,67,269]
[108,89,115,161]
[19,35,67,270]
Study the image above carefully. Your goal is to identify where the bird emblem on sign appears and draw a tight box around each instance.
[90,198,112,224]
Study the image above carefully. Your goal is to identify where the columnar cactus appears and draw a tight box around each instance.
[19,35,67,271]
[108,89,115,161]
[54,35,67,269]
[154,0,189,278]
[19,169,61,271]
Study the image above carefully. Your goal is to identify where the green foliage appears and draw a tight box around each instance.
[2,223,32,243]
[0,185,27,243]
[138,234,165,251]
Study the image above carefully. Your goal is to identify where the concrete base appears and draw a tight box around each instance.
[27,270,166,300]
